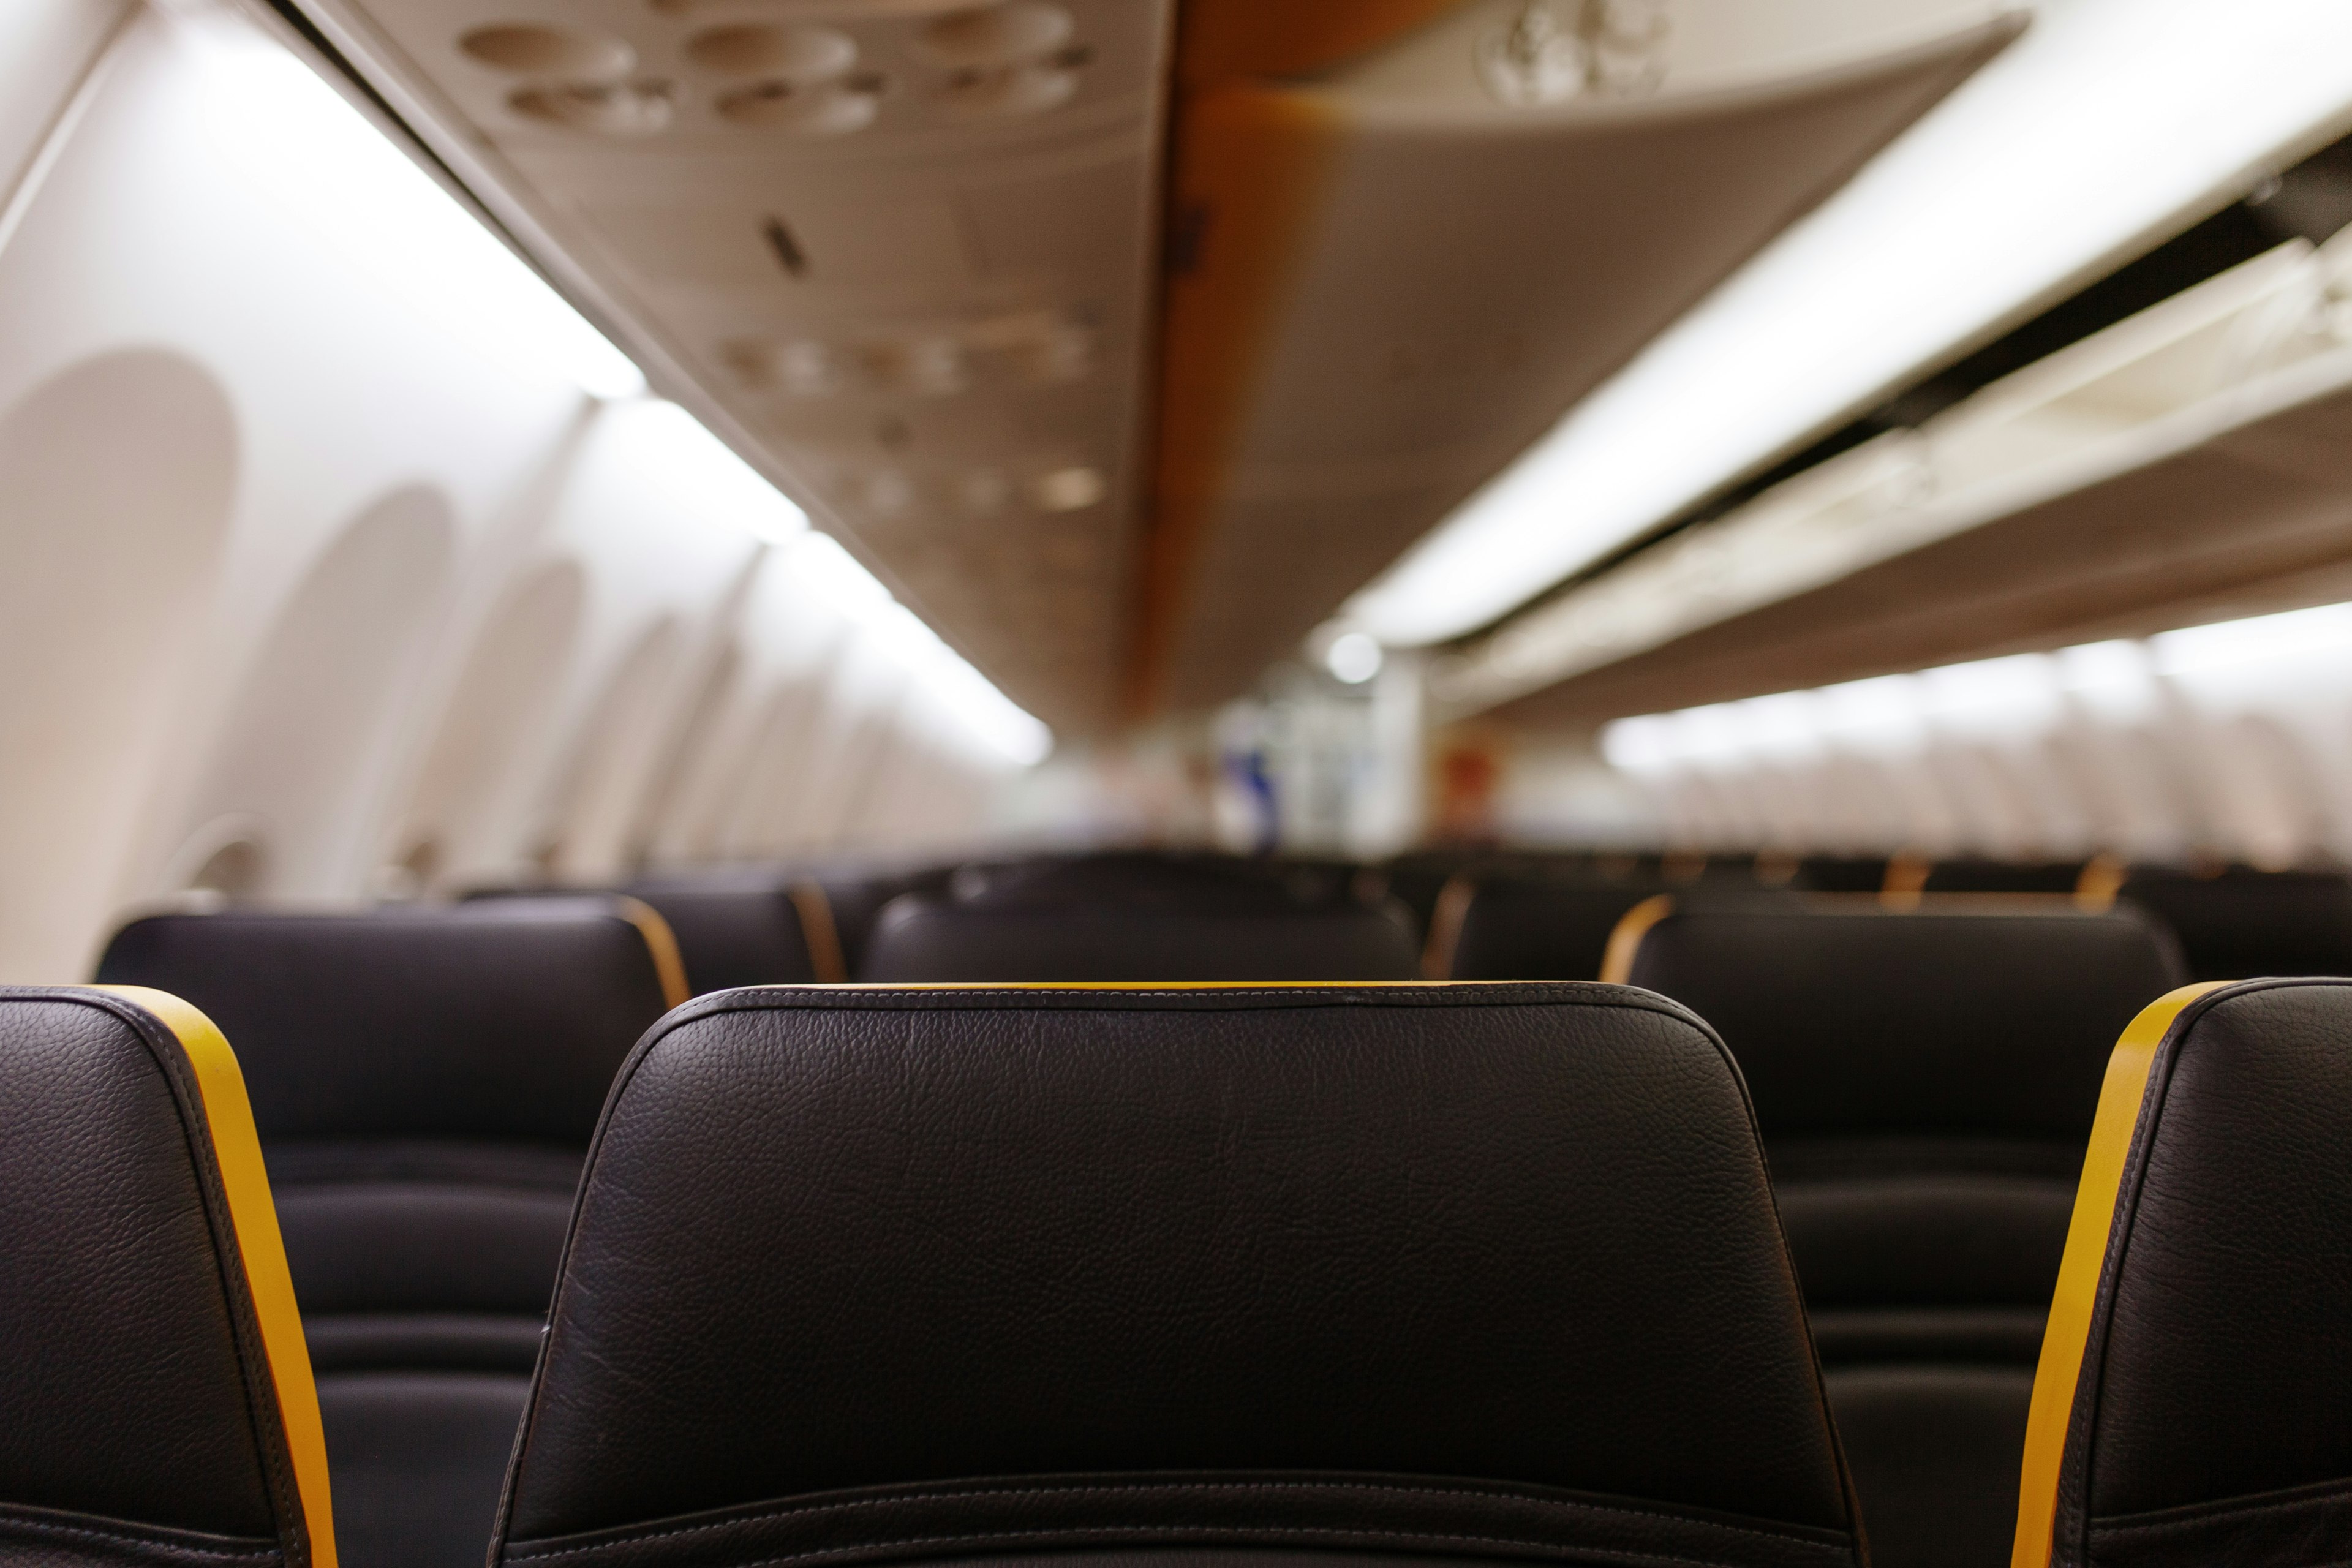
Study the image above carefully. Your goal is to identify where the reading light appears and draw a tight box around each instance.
[1325,631,1384,684]
[1349,0,2352,647]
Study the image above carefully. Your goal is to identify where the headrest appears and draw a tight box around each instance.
[1920,859,2089,895]
[1621,899,2185,1142]
[0,987,332,1564]
[494,984,1858,1567]
[623,876,831,988]
[1436,872,1667,981]
[948,852,1355,910]
[2016,979,2352,1568]
[860,892,1420,981]
[2117,865,2352,980]
[93,899,680,1144]
[1793,858,1891,894]
[1438,872,1792,982]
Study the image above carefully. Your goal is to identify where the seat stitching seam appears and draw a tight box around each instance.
[505,1480,1839,1558]
[515,1522,1817,1568]
[736,988,1662,1008]
[0,1512,277,1559]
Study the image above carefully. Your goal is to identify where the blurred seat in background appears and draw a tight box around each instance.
[859,853,1420,982]
[489,982,1868,1568]
[92,897,683,1568]
[1793,856,1893,894]
[1915,858,2098,895]
[0,986,335,1567]
[619,870,831,988]
[1614,897,2185,1568]
[1431,858,1795,981]
[2117,862,2352,979]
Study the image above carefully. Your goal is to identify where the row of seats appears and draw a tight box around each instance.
[481,851,2352,992]
[29,849,2348,1568]
[10,971,2348,1568]
[89,899,684,1568]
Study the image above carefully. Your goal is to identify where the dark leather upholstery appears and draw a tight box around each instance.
[0,988,322,1567]
[622,874,823,989]
[2116,865,2352,981]
[93,899,676,1568]
[2042,979,2352,1568]
[802,867,956,976]
[948,851,1360,910]
[1438,870,1792,981]
[858,858,1420,981]
[1438,870,1669,979]
[1920,861,2088,895]
[492,983,1865,1568]
[1794,859,1891,894]
[1624,903,2185,1568]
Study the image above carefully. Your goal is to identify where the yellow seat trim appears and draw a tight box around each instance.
[614,897,691,1008]
[97,985,337,1568]
[2010,981,2228,1568]
[788,881,850,984]
[1599,894,1676,985]
[1419,872,1477,980]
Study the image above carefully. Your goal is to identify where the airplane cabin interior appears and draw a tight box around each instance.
[8,4,2352,1568]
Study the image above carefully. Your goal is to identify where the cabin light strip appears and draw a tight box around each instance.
[1348,0,2352,649]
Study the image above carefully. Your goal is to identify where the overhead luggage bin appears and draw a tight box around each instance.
[1453,227,2352,723]
[1140,0,2027,711]
[282,0,1177,732]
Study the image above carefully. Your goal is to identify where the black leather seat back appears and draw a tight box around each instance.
[1919,860,2089,895]
[623,875,829,988]
[2018,978,2352,1568]
[1436,871,1672,979]
[1623,900,2185,1568]
[494,983,1863,1568]
[858,862,1420,981]
[92,899,681,1568]
[950,852,1359,910]
[0,987,333,1566]
[2117,865,2352,979]
[1627,904,2182,1146]
[1794,858,1892,894]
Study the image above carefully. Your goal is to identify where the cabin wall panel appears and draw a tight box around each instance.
[0,4,1030,959]
[0,348,237,981]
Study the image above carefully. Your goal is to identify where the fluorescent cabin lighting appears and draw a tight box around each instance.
[790,535,1055,767]
[623,401,807,543]
[200,22,646,399]
[1350,0,2352,647]
[2150,601,2352,676]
